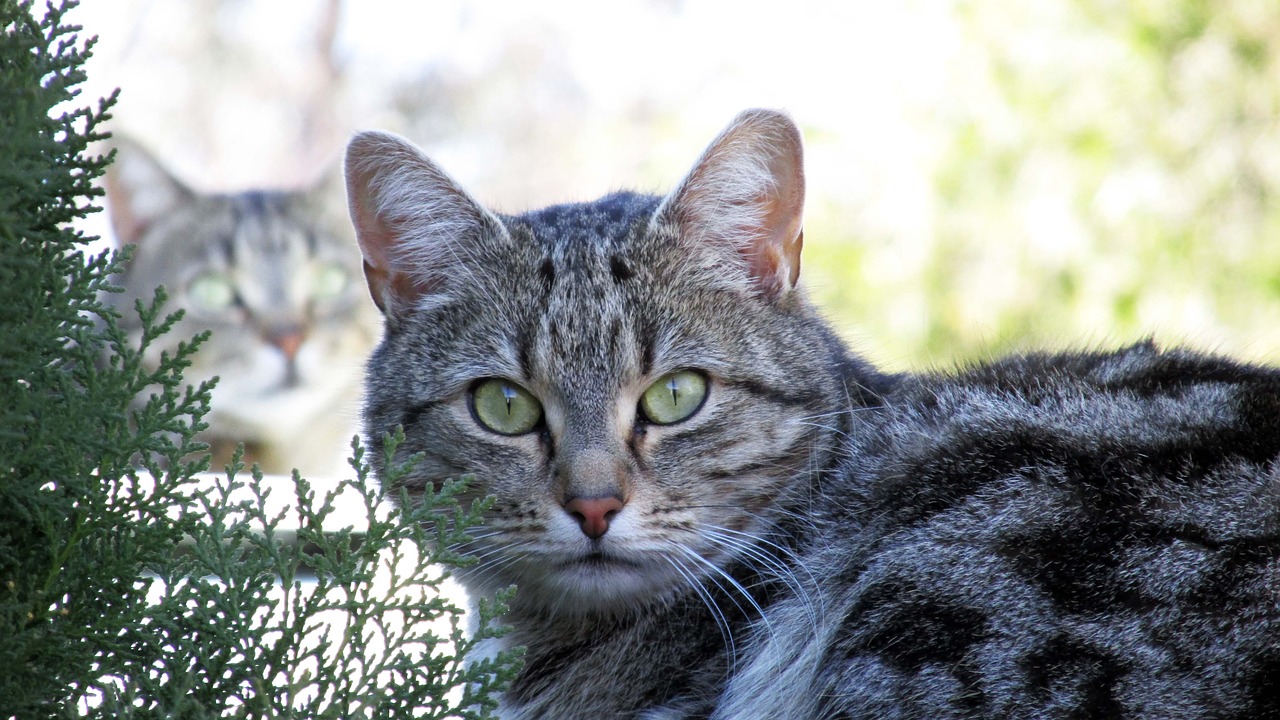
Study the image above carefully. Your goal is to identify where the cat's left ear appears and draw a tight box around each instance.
[654,109,806,301]
[104,138,195,247]
[345,130,502,324]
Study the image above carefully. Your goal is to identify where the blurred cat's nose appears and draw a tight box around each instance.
[563,495,625,539]
[266,326,306,361]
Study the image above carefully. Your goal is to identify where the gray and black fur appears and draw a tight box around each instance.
[346,110,1280,719]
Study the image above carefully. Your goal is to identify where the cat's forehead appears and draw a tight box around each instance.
[447,193,667,391]
[150,189,311,250]
[187,190,352,262]
[220,191,319,241]
[506,192,660,255]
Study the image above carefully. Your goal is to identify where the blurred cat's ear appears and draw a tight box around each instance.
[345,130,500,323]
[655,109,806,301]
[104,138,194,247]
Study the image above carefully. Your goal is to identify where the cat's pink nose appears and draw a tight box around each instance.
[563,496,624,539]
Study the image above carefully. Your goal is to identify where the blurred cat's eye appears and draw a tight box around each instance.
[187,273,236,311]
[312,262,348,301]
[471,378,544,435]
[639,370,708,425]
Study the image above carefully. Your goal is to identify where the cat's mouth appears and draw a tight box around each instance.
[563,551,643,570]
[510,549,685,613]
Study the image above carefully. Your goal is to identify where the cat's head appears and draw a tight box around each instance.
[104,140,379,448]
[347,110,849,616]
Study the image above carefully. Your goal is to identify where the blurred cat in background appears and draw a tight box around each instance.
[103,140,380,478]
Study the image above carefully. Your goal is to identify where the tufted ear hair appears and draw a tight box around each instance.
[104,138,195,248]
[344,130,504,325]
[653,109,806,301]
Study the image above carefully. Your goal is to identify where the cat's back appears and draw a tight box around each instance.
[725,341,1280,719]
[856,339,1280,535]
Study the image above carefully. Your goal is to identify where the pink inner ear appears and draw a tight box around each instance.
[345,143,418,318]
[350,202,429,319]
[103,141,194,249]
[750,178,805,298]
[749,225,804,300]
[345,129,497,321]
[360,260,391,315]
[361,258,438,316]
[660,109,807,301]
[787,230,804,287]
[104,166,176,248]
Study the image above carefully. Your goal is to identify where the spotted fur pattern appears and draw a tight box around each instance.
[348,111,1280,719]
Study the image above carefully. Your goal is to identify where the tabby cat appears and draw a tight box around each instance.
[345,110,1280,718]
[105,141,379,477]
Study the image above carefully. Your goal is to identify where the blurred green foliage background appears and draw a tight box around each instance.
[803,0,1280,370]
[76,0,1280,372]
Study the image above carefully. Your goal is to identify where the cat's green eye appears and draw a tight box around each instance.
[312,263,348,301]
[639,370,708,425]
[187,273,236,311]
[472,379,544,435]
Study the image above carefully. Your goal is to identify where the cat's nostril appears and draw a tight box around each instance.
[563,495,625,539]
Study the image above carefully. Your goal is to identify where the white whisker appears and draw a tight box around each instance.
[703,526,821,629]
[663,555,738,668]
[674,544,777,649]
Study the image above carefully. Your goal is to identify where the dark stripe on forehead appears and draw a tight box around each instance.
[607,318,625,364]
[516,192,662,248]
[539,258,556,294]
[638,319,657,378]
[228,191,270,230]
[517,327,535,381]
[225,194,256,260]
[231,191,294,255]
[220,227,237,264]
[610,255,632,282]
[240,190,271,216]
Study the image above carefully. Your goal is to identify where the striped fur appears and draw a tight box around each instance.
[350,111,1280,719]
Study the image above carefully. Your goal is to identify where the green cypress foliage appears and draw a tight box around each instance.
[0,2,520,717]
[0,0,187,711]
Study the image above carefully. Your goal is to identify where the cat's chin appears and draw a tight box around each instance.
[475,553,691,618]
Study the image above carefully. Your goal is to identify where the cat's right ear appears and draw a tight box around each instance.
[654,109,806,301]
[104,138,194,247]
[344,131,500,324]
